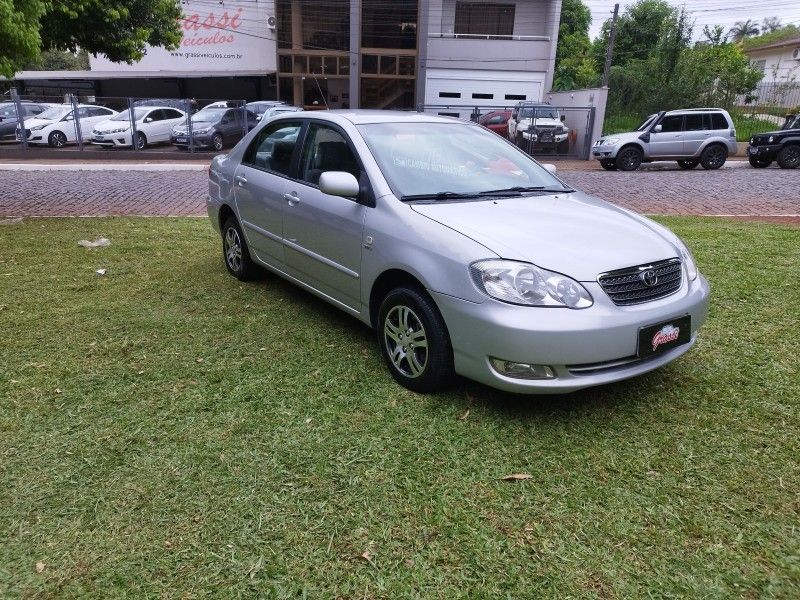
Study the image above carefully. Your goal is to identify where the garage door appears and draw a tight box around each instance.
[424,68,545,119]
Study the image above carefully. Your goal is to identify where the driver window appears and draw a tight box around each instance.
[299,124,361,186]
[658,115,683,133]
[243,122,301,175]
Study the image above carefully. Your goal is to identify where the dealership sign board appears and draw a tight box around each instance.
[90,1,276,74]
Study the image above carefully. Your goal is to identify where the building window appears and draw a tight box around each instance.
[752,59,767,73]
[472,93,493,99]
[439,92,461,98]
[505,94,526,100]
[454,3,515,37]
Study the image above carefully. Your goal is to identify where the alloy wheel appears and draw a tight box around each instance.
[212,134,223,151]
[50,131,66,148]
[383,305,428,378]
[702,146,726,169]
[617,148,642,171]
[778,145,800,168]
[224,226,242,273]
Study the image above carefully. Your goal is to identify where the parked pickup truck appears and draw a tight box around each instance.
[747,113,800,169]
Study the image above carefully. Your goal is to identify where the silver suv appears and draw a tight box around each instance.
[592,109,738,171]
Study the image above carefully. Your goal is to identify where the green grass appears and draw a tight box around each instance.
[1,217,799,598]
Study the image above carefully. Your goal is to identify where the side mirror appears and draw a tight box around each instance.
[542,163,557,174]
[654,124,663,133]
[560,115,566,122]
[64,115,74,121]
[319,171,360,198]
[144,117,153,123]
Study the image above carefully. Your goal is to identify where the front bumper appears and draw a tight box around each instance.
[592,143,620,160]
[519,131,569,144]
[432,272,710,394]
[91,132,132,147]
[747,144,780,160]
[171,133,213,148]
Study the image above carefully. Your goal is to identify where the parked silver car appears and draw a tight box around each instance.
[208,111,710,394]
[592,109,738,171]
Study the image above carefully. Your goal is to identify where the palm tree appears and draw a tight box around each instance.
[761,17,782,34]
[729,20,760,42]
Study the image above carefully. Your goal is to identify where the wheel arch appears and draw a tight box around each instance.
[368,269,431,330]
[616,142,645,157]
[217,203,236,232]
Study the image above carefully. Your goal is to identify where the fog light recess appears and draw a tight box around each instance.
[489,358,555,380]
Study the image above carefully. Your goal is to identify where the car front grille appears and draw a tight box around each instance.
[598,258,682,306]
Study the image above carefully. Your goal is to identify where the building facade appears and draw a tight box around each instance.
[10,0,562,110]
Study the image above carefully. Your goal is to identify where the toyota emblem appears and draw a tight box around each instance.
[640,269,658,287]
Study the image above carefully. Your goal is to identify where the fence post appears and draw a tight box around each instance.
[10,88,28,151]
[184,98,195,153]
[70,94,84,151]
[128,98,139,152]
[241,100,248,140]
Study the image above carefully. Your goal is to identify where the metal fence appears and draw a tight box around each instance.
[1,90,257,157]
[417,103,597,160]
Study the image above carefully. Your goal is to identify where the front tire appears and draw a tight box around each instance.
[378,287,454,393]
[748,156,772,168]
[48,130,67,148]
[135,132,147,150]
[677,159,699,170]
[700,145,727,170]
[211,133,224,151]
[221,216,258,281]
[776,144,800,169]
[616,146,643,171]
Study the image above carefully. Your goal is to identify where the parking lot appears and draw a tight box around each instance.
[1,161,797,220]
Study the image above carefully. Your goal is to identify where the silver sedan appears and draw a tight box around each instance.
[207,111,710,394]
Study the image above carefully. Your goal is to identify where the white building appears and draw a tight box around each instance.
[744,36,800,84]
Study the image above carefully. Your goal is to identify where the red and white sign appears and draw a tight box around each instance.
[651,324,680,352]
[90,1,276,74]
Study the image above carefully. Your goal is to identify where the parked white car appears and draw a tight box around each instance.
[91,106,187,149]
[17,104,117,147]
[259,105,303,121]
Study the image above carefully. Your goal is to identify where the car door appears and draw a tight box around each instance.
[649,114,684,157]
[233,120,302,270]
[220,109,239,143]
[282,121,367,312]
[161,109,185,142]
[683,113,709,155]
[82,107,115,139]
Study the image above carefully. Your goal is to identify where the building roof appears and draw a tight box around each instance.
[743,36,800,54]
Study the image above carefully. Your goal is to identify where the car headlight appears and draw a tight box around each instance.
[675,239,698,281]
[193,127,210,134]
[30,124,46,131]
[768,136,774,143]
[470,260,593,308]
[604,137,620,145]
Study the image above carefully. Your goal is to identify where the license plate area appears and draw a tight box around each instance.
[176,137,187,143]
[637,315,691,358]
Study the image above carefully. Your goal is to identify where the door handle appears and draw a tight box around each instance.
[283,192,301,206]
[234,175,247,187]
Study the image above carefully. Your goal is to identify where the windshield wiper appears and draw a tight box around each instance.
[477,185,575,196]
[400,191,481,202]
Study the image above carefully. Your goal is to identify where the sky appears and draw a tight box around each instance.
[585,0,800,42]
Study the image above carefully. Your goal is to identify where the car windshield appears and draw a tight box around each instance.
[519,107,559,119]
[784,115,800,130]
[111,108,149,121]
[192,108,226,122]
[35,106,68,120]
[358,122,570,199]
[637,115,657,131]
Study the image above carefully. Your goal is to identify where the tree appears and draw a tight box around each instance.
[0,0,182,78]
[24,49,91,71]
[593,0,677,71]
[728,20,760,42]
[553,0,599,90]
[761,17,782,34]
[701,25,728,47]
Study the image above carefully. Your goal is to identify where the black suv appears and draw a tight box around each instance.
[747,113,800,169]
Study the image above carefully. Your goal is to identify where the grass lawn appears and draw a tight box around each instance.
[1,217,798,598]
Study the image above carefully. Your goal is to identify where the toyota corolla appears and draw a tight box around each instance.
[207,111,710,394]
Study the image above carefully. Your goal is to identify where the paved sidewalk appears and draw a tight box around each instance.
[0,165,797,218]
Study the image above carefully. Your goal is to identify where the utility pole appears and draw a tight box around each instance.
[602,3,620,88]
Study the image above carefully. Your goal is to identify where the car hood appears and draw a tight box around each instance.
[189,120,218,127]
[758,128,799,136]
[95,120,129,131]
[519,117,562,127]
[411,192,679,281]
[597,130,643,144]
[22,117,56,128]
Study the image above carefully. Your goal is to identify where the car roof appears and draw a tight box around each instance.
[665,108,727,114]
[279,110,476,126]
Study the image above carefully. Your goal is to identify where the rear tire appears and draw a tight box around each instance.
[700,145,727,170]
[748,156,772,168]
[221,216,258,281]
[600,160,617,171]
[377,286,454,393]
[776,144,800,169]
[615,146,643,171]
[677,159,699,170]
